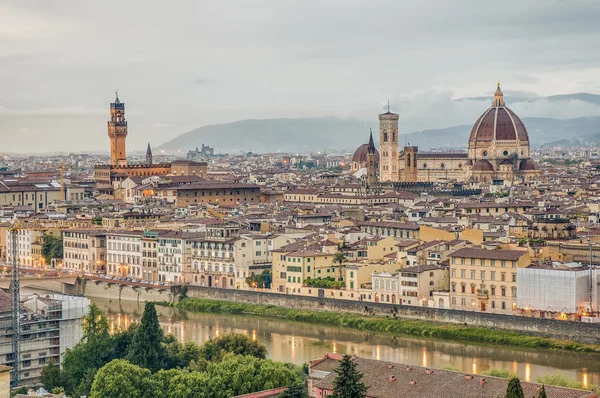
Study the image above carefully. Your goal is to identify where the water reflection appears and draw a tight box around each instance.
[93,298,600,387]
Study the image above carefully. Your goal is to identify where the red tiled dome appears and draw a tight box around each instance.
[472,159,494,172]
[519,159,537,171]
[469,85,529,143]
[352,144,379,163]
[469,107,529,143]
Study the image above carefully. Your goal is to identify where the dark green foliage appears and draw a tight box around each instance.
[332,354,367,398]
[173,298,600,353]
[332,252,346,266]
[165,340,203,369]
[246,270,272,288]
[10,387,27,397]
[40,359,62,392]
[61,303,114,396]
[538,385,547,398]
[57,302,303,398]
[303,277,345,289]
[90,359,155,398]
[92,216,103,225]
[200,333,267,361]
[505,377,525,398]
[41,234,63,263]
[127,302,166,372]
[279,383,308,398]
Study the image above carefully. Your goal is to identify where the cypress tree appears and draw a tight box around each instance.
[505,377,525,398]
[127,302,165,372]
[538,385,547,398]
[332,354,367,398]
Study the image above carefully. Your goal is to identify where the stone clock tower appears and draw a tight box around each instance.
[108,92,128,166]
[378,107,399,182]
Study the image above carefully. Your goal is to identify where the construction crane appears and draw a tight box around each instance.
[8,221,21,387]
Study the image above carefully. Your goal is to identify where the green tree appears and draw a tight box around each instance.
[90,359,155,398]
[279,383,308,398]
[62,303,114,396]
[40,359,62,392]
[200,333,267,361]
[332,252,346,267]
[203,354,300,398]
[332,251,347,280]
[505,377,525,398]
[127,302,166,372]
[246,270,272,288]
[538,385,547,398]
[41,234,63,264]
[165,340,203,369]
[332,354,367,398]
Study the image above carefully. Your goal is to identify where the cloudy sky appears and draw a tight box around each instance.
[2,0,600,153]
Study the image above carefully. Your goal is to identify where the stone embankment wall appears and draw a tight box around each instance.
[81,279,175,302]
[18,277,176,303]
[187,286,600,345]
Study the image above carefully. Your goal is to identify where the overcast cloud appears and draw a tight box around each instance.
[1,0,600,153]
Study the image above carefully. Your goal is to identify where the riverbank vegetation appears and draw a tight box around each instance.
[39,302,304,398]
[172,298,600,354]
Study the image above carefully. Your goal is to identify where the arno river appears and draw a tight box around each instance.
[91,297,600,388]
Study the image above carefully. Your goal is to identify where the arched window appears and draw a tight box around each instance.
[383,132,388,142]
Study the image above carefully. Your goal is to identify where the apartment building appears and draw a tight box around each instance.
[106,231,143,278]
[0,292,89,386]
[449,248,529,314]
[6,229,44,267]
[399,264,449,307]
[141,230,159,282]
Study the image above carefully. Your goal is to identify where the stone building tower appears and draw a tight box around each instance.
[379,106,399,182]
[366,129,378,186]
[402,146,418,182]
[108,92,128,166]
[146,142,153,165]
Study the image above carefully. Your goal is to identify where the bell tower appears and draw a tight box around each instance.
[379,103,399,182]
[366,129,378,187]
[108,91,128,166]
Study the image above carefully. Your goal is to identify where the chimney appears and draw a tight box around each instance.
[389,376,396,383]
[465,374,473,380]
[406,366,412,371]
[387,364,394,369]
[410,380,417,385]
[425,368,433,375]
[480,378,486,386]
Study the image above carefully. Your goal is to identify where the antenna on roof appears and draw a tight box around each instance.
[387,99,390,113]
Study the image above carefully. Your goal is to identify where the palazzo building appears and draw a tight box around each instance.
[372,84,539,184]
[94,93,207,190]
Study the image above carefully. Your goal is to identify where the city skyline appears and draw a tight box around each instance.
[2,1,600,153]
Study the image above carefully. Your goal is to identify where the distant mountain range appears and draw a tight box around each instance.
[158,93,600,153]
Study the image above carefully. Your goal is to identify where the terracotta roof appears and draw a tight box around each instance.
[313,356,595,398]
[469,106,529,142]
[352,144,380,163]
[449,247,527,261]
[360,221,420,230]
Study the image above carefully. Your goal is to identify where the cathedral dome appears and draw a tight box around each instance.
[468,84,529,143]
[352,144,379,163]
[519,158,537,171]
[472,159,494,172]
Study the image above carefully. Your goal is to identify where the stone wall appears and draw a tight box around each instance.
[187,286,600,344]
[81,279,175,302]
